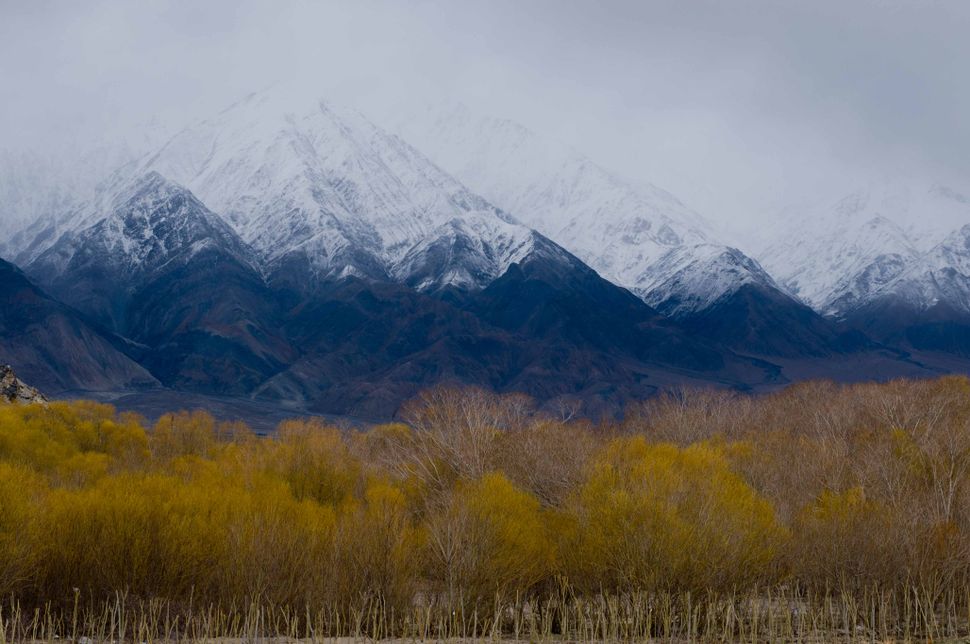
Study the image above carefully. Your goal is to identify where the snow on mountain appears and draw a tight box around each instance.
[391,212,549,291]
[22,171,298,394]
[0,152,79,252]
[868,224,970,315]
[637,244,781,317]
[0,148,137,263]
[876,183,970,251]
[0,121,174,261]
[10,93,968,331]
[758,204,919,316]
[3,96,795,315]
[28,171,257,285]
[123,92,543,293]
[758,182,970,317]
[388,102,772,313]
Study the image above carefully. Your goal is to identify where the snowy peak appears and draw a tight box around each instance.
[758,180,970,318]
[18,171,295,393]
[638,244,780,317]
[135,92,540,293]
[392,213,540,292]
[395,102,712,271]
[0,126,174,262]
[870,224,970,315]
[758,195,921,316]
[392,102,785,314]
[0,151,80,251]
[824,182,970,250]
[29,171,255,284]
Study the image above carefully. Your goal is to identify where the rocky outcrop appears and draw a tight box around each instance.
[0,365,48,404]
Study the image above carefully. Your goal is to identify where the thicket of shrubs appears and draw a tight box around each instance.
[3,377,970,639]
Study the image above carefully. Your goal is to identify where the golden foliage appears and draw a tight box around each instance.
[427,472,554,606]
[5,376,970,616]
[560,438,783,592]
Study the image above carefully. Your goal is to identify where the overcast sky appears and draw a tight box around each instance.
[2,0,968,234]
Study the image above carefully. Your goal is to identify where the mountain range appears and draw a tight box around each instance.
[1,92,968,421]
[756,183,970,357]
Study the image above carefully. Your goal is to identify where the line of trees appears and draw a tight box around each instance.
[2,377,970,631]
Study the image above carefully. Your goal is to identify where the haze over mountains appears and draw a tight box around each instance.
[1,91,969,420]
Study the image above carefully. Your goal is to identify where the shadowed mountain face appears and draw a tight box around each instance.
[26,173,295,394]
[465,242,728,371]
[844,297,970,357]
[0,258,157,393]
[673,282,869,359]
[249,234,785,420]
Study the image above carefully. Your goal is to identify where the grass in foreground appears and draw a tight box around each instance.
[4,587,970,642]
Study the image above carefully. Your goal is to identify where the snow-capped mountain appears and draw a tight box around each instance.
[4,91,970,414]
[637,244,782,317]
[383,103,873,359]
[124,92,546,295]
[0,152,81,253]
[838,224,970,357]
[0,122,173,262]
[868,224,970,315]
[30,172,256,287]
[26,172,294,393]
[758,205,919,317]
[19,93,787,404]
[758,182,970,318]
[389,102,776,314]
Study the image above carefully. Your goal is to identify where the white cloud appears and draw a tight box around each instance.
[1,0,967,236]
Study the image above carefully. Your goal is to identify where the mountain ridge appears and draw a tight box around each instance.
[2,93,970,420]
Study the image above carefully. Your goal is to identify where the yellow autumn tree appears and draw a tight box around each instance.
[560,437,784,592]
[151,410,217,461]
[426,472,555,608]
[0,463,44,597]
[272,419,361,505]
[332,480,424,614]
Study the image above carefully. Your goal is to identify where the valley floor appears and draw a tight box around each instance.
[53,345,970,432]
